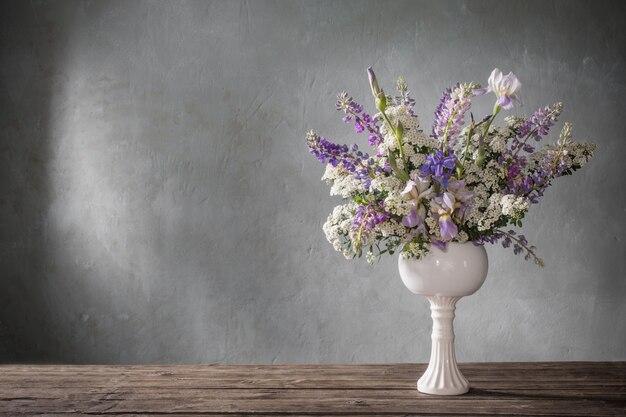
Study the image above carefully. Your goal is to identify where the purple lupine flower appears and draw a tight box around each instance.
[336,91,384,147]
[433,86,453,137]
[306,131,374,183]
[521,147,569,202]
[432,84,473,144]
[420,150,457,188]
[393,76,417,116]
[512,103,563,153]
[350,201,390,248]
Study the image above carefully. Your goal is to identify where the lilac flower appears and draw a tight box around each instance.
[420,150,457,187]
[475,68,522,110]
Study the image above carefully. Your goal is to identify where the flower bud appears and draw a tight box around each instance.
[375,94,387,112]
[367,67,381,98]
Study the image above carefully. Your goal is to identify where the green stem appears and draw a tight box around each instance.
[379,110,409,180]
[459,124,475,174]
[381,111,405,161]
[441,108,459,151]
[482,105,501,142]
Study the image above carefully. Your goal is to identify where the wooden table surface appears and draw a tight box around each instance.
[1,362,625,416]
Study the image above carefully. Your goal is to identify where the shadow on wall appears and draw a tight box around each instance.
[0,3,172,363]
[0,2,70,361]
[1,2,236,363]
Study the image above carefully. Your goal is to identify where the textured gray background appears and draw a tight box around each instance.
[1,0,625,364]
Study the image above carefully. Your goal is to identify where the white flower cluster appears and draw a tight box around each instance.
[322,202,357,259]
[500,194,529,217]
[378,105,437,159]
[322,165,366,198]
[477,193,504,231]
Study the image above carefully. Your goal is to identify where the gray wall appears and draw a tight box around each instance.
[1,0,624,364]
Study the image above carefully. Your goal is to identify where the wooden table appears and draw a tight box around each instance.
[1,362,624,416]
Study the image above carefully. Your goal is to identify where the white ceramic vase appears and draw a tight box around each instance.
[398,242,488,395]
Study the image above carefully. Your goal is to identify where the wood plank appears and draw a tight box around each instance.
[0,362,624,416]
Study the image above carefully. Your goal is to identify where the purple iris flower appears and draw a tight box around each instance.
[420,150,457,187]
[474,68,522,110]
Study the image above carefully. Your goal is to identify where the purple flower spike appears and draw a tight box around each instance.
[336,91,384,146]
[512,103,563,154]
[432,83,474,144]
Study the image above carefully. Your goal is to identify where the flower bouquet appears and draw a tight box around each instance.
[306,68,595,266]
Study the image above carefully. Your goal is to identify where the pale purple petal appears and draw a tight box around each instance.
[442,192,455,210]
[402,209,419,228]
[505,72,522,94]
[432,240,447,251]
[401,180,416,196]
[488,68,502,91]
[498,94,513,109]
[439,214,458,241]
[473,87,488,96]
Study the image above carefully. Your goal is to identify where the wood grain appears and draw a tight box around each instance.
[0,362,624,416]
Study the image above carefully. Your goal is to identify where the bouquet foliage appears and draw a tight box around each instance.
[306,68,595,265]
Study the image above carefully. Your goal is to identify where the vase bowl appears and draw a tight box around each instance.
[398,242,488,297]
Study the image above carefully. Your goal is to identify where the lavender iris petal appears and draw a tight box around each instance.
[402,210,419,228]
[439,214,458,241]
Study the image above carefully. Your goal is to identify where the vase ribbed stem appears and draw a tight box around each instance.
[417,295,468,395]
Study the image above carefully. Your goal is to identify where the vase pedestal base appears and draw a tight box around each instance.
[417,295,469,396]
